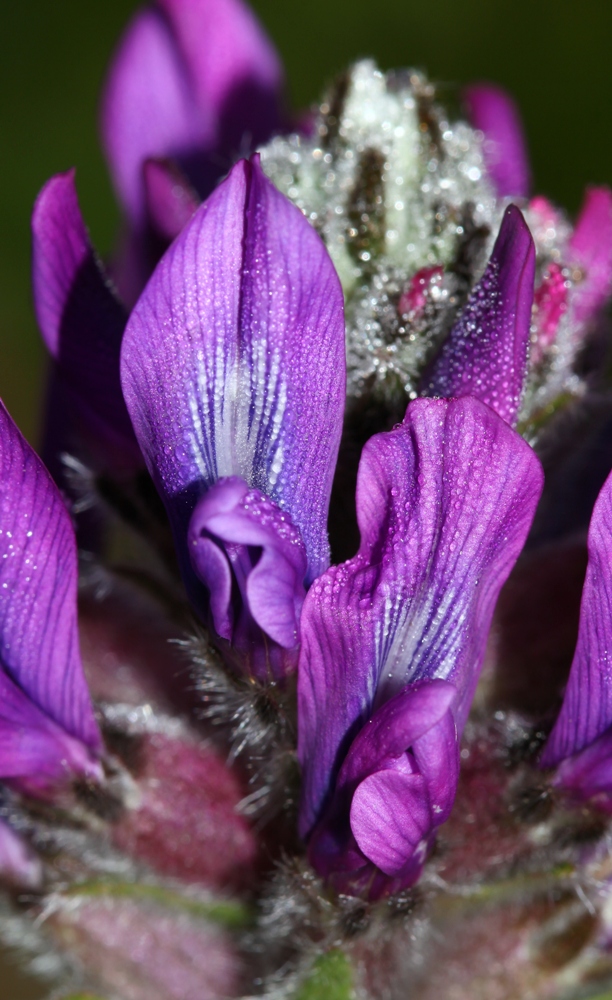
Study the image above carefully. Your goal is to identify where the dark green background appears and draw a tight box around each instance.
[0,2,610,991]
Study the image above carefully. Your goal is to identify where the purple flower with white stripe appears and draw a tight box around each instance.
[120,155,346,682]
[0,402,103,798]
[298,397,543,898]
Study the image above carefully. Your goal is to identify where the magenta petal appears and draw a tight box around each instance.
[143,158,200,241]
[423,204,535,426]
[542,468,612,768]
[188,476,307,651]
[569,186,612,330]
[101,6,208,224]
[122,157,345,591]
[31,171,140,474]
[0,402,101,755]
[464,84,531,199]
[298,396,542,836]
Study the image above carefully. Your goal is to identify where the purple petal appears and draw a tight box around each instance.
[0,819,42,888]
[549,728,612,807]
[31,171,141,474]
[158,0,284,152]
[305,680,456,890]
[101,0,283,223]
[337,679,457,791]
[298,396,542,836]
[0,668,100,794]
[0,402,101,755]
[122,157,345,595]
[101,6,209,224]
[343,681,456,875]
[411,707,459,823]
[422,204,536,426]
[569,187,612,330]
[351,769,430,876]
[464,84,531,199]
[188,475,307,679]
[541,468,612,768]
[143,158,200,242]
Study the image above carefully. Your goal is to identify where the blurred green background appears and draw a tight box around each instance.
[0,1,611,995]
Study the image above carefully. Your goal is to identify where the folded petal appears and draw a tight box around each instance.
[411,707,459,822]
[0,402,101,754]
[343,682,457,873]
[568,186,612,330]
[122,157,346,598]
[423,205,535,426]
[188,475,307,677]
[306,682,456,890]
[541,468,612,768]
[463,84,531,199]
[298,396,542,834]
[31,171,140,474]
[336,679,456,791]
[351,769,430,876]
[101,6,209,224]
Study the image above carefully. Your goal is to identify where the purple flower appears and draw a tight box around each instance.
[0,401,102,798]
[101,0,285,303]
[298,396,543,898]
[32,170,142,489]
[120,156,346,682]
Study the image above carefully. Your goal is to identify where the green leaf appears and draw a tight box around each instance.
[63,879,251,929]
[295,949,355,1000]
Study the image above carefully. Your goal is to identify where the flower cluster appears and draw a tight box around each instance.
[2,0,612,996]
